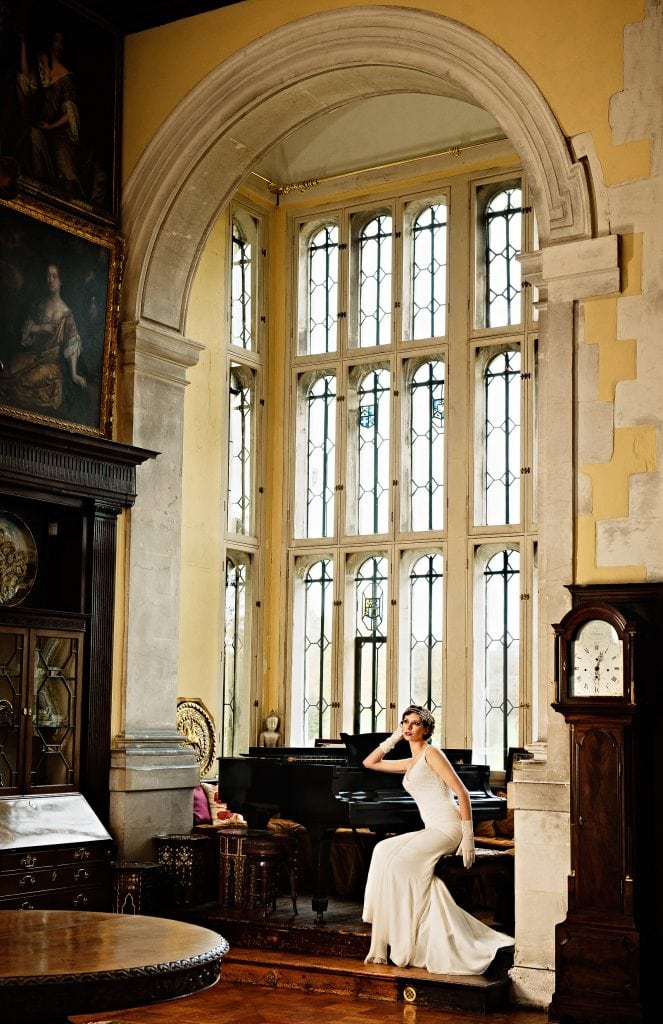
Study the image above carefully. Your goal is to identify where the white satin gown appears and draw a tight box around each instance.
[362,748,515,974]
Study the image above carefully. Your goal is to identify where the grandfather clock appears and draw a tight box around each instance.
[549,584,663,1024]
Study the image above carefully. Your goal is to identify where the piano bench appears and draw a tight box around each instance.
[435,848,514,934]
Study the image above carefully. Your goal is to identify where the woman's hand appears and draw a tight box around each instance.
[459,819,476,869]
[378,726,403,754]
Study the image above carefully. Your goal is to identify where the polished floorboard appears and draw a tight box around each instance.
[71,979,549,1024]
[71,895,546,1023]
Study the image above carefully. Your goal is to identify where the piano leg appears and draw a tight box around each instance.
[307,824,336,923]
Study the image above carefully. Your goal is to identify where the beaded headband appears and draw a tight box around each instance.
[401,705,436,732]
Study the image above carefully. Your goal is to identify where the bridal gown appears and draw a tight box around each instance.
[362,748,515,974]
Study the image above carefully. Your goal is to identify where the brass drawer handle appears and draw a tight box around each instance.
[20,854,37,869]
[73,847,91,861]
[74,868,89,882]
[19,874,36,887]
[73,893,89,907]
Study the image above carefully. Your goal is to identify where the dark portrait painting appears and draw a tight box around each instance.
[0,197,122,435]
[0,0,121,223]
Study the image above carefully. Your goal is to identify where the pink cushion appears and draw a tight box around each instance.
[193,785,212,825]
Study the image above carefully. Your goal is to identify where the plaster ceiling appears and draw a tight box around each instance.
[253,93,504,187]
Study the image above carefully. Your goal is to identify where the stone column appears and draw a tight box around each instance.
[110,318,205,860]
[509,238,620,1006]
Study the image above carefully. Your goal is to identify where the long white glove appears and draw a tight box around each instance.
[379,727,403,753]
[459,819,476,869]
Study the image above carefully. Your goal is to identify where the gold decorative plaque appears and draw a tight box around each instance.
[176,698,217,778]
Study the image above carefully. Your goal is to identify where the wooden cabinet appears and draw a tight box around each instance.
[0,612,86,794]
[0,793,113,910]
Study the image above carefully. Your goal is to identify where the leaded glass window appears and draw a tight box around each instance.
[288,173,536,767]
[410,360,445,531]
[411,203,447,340]
[227,365,253,535]
[231,218,253,349]
[358,214,392,347]
[302,558,334,743]
[222,556,247,757]
[484,187,522,328]
[479,547,520,770]
[357,368,390,534]
[484,349,521,525]
[407,553,444,715]
[354,555,388,733]
[308,225,338,355]
[306,375,336,538]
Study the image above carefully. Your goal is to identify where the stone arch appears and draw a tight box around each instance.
[122,5,595,334]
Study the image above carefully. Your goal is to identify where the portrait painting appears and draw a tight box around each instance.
[0,196,122,436]
[0,0,121,224]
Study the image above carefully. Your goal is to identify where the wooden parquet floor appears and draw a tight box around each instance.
[71,978,549,1024]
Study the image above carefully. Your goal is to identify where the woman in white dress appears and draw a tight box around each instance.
[362,705,515,974]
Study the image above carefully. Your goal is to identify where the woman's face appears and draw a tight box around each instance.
[46,264,61,292]
[401,712,427,740]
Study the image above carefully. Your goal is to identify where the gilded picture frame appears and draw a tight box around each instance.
[0,0,122,225]
[0,196,123,437]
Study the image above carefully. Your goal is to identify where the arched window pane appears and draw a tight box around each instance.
[481,549,520,771]
[303,559,334,743]
[408,553,444,715]
[231,220,252,349]
[308,225,338,354]
[306,375,336,538]
[357,369,390,534]
[222,557,247,756]
[410,360,445,531]
[354,556,388,732]
[485,350,521,525]
[485,188,522,327]
[227,365,252,535]
[359,215,392,347]
[412,204,447,339]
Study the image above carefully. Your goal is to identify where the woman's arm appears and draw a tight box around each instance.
[362,726,410,773]
[425,746,473,821]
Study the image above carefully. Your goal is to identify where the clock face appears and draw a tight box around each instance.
[570,618,624,697]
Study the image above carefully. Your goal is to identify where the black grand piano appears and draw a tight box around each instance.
[218,739,506,921]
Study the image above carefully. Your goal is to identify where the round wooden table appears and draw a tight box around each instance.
[0,910,228,1023]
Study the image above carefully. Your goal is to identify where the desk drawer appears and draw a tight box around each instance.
[0,859,109,898]
[0,884,110,911]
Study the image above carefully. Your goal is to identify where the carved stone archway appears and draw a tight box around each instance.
[115,8,619,1005]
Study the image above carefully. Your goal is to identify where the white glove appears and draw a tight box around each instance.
[379,727,403,753]
[459,819,476,869]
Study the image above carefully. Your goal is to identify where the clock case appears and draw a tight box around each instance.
[553,602,633,707]
[549,584,663,1024]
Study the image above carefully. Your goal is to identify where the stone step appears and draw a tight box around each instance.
[221,944,513,1014]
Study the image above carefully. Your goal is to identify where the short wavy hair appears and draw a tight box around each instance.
[401,704,435,737]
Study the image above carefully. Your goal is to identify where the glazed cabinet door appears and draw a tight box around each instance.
[0,625,28,792]
[0,624,84,794]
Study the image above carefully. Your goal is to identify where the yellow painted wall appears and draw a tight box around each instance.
[576,231,651,582]
[123,0,647,188]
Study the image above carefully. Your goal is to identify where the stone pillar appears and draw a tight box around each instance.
[509,239,621,1006]
[110,319,205,860]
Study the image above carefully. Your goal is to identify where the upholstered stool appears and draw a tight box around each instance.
[242,830,297,917]
[207,827,296,916]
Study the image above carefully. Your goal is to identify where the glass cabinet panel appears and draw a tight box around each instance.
[0,621,83,794]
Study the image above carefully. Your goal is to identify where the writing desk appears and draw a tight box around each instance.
[0,909,228,1024]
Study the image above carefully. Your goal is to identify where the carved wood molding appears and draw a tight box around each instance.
[0,414,156,506]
